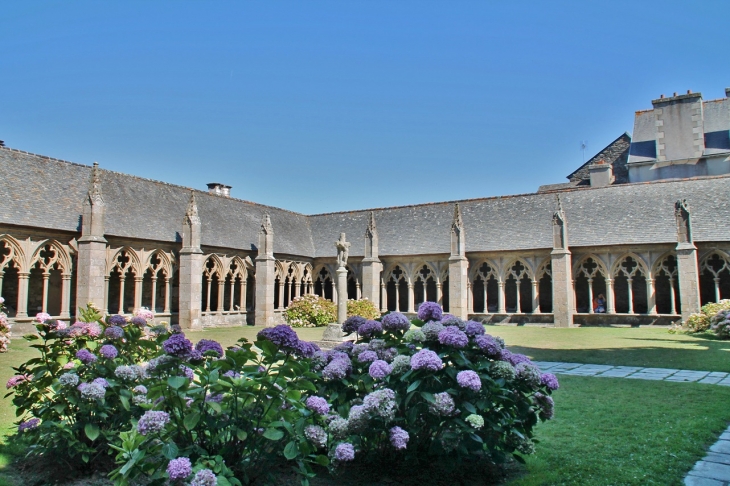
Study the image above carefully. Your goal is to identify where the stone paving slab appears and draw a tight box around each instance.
[685,474,727,485]
[688,461,730,482]
[705,452,730,466]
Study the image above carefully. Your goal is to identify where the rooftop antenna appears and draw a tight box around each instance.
[580,141,587,164]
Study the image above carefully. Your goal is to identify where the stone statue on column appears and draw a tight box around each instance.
[179,192,204,329]
[448,203,469,319]
[255,214,277,327]
[550,195,574,327]
[361,211,382,308]
[674,199,701,322]
[335,233,350,324]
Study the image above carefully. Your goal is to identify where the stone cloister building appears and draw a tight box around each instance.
[1,88,729,331]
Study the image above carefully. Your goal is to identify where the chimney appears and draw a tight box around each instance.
[588,159,613,187]
[206,183,232,197]
[726,87,730,98]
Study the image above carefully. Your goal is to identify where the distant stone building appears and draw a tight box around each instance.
[1,88,729,330]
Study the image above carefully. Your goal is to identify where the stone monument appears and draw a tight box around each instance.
[335,233,351,324]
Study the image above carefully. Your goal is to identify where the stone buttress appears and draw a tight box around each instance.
[178,192,204,329]
[448,203,469,319]
[255,214,277,327]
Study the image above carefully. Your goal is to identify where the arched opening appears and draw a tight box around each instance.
[575,257,606,313]
[700,253,730,305]
[1,262,19,317]
[538,263,552,313]
[505,260,533,313]
[654,255,679,314]
[613,256,648,314]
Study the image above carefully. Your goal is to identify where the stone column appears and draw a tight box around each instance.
[362,211,382,309]
[380,278,388,313]
[407,282,415,313]
[587,278,594,314]
[669,278,677,315]
[277,280,284,309]
[255,214,277,327]
[606,278,615,314]
[714,278,721,303]
[164,277,172,314]
[448,204,469,319]
[76,162,108,315]
[60,274,72,319]
[395,283,400,312]
[134,276,143,310]
[179,192,204,330]
[41,273,50,313]
[647,279,657,315]
[497,280,505,313]
[675,200,701,322]
[467,282,474,314]
[550,197,574,327]
[627,278,634,314]
[531,280,540,314]
[240,279,247,311]
[436,281,443,306]
[217,280,225,313]
[151,276,158,313]
[337,266,347,323]
[16,273,29,318]
[516,279,523,314]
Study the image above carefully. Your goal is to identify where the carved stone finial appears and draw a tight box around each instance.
[257,213,274,258]
[364,211,379,260]
[88,162,104,203]
[552,195,568,250]
[366,211,377,238]
[184,191,200,224]
[450,203,465,257]
[335,233,351,268]
[452,203,464,231]
[675,199,692,244]
[261,213,273,235]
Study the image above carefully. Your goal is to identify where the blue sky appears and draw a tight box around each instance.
[2,1,729,214]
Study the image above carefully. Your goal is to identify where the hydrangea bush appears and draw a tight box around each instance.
[6,305,166,466]
[346,299,380,320]
[0,296,11,352]
[308,304,557,469]
[685,300,730,333]
[110,325,328,485]
[284,294,337,328]
[710,307,730,339]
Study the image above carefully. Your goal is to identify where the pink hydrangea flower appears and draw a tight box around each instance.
[35,312,52,323]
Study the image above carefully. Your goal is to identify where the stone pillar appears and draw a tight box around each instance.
[531,280,540,314]
[151,277,158,313]
[380,278,387,313]
[448,204,469,319]
[60,274,72,319]
[76,162,108,315]
[395,283,400,312]
[255,214,277,327]
[627,278,634,314]
[134,276,143,310]
[217,280,225,313]
[675,200,701,322]
[16,273,29,318]
[41,273,50,313]
[587,278,594,314]
[407,282,415,313]
[647,279,657,315]
[179,192,204,330]
[362,212,382,309]
[164,277,172,314]
[436,281,443,306]
[669,278,677,315]
[337,266,347,323]
[606,278,615,314]
[497,280,505,313]
[467,282,474,314]
[550,197,574,327]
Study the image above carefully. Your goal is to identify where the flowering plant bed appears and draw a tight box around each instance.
[284,294,337,328]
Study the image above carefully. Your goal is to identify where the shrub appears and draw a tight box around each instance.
[686,300,730,333]
[110,325,327,485]
[711,307,730,339]
[347,299,380,320]
[307,304,556,470]
[0,296,10,352]
[284,294,337,328]
[6,305,166,468]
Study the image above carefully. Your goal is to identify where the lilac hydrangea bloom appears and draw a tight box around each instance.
[195,339,223,357]
[133,385,148,395]
[205,393,224,403]
[489,361,516,381]
[223,370,241,379]
[515,362,542,388]
[180,365,194,380]
[99,344,118,359]
[390,355,411,374]
[499,349,514,363]
[80,382,106,400]
[357,350,378,363]
[464,320,486,337]
[18,418,40,432]
[347,405,369,432]
[438,326,468,348]
[333,341,354,353]
[410,349,443,371]
[257,325,300,351]
[327,417,349,439]
[35,312,52,323]
[381,312,411,331]
[167,457,192,481]
[104,326,124,339]
[363,388,397,421]
[342,315,366,334]
[421,321,445,341]
[333,442,355,462]
[295,340,320,358]
[389,426,409,450]
[108,314,127,326]
[507,353,532,367]
[163,333,194,357]
[115,365,141,381]
[92,377,110,388]
[130,316,147,327]
[417,301,443,322]
[305,396,330,415]
[137,410,170,435]
[533,392,555,420]
[368,360,392,379]
[357,320,383,338]
[76,349,97,364]
[429,392,456,416]
[456,370,482,391]
[323,355,352,381]
[6,375,29,388]
[441,315,466,330]
[59,373,79,386]
[475,335,502,358]
[541,373,560,391]
[305,425,327,448]
[190,469,217,486]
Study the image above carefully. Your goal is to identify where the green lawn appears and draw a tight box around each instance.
[1,325,728,485]
[487,326,730,373]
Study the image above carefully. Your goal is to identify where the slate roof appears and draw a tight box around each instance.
[2,145,729,260]
[565,132,631,184]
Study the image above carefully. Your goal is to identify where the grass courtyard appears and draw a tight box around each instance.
[0,325,729,485]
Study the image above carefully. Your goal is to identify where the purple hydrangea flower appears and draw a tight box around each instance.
[80,382,106,400]
[421,321,445,341]
[114,365,141,381]
[381,312,411,332]
[59,373,79,386]
[429,392,455,416]
[358,350,378,363]
[368,360,392,379]
[195,339,224,357]
[334,442,355,462]
[333,341,354,353]
[205,393,223,403]
[257,325,300,351]
[515,362,542,388]
[18,418,40,432]
[322,356,352,381]
[167,457,192,481]
[417,301,443,322]
[104,326,124,339]
[507,353,532,367]
[133,385,148,395]
[533,392,555,420]
[464,320,486,337]
[363,388,397,421]
[358,320,383,338]
[6,375,30,388]
[410,349,443,371]
[305,396,330,415]
[76,349,97,364]
[475,335,502,358]
[163,333,194,357]
[223,370,241,379]
[137,410,170,435]
[108,314,127,326]
[190,469,217,486]
[389,426,409,450]
[295,340,320,358]
[92,377,110,388]
[180,365,194,380]
[305,425,327,448]
[456,370,482,391]
[438,326,468,348]
[342,315,366,334]
[441,315,466,330]
[130,316,147,327]
[99,344,118,359]
[541,373,559,391]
